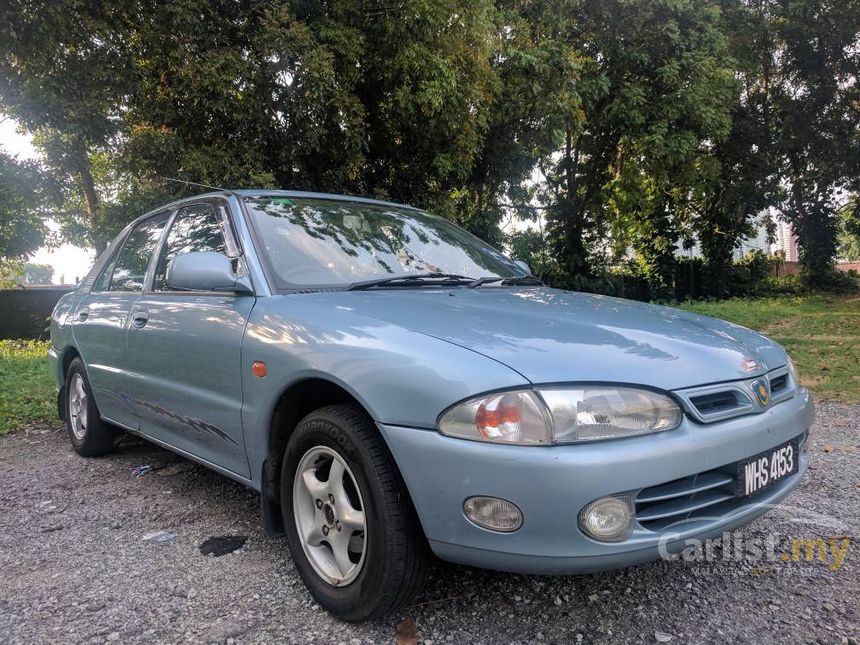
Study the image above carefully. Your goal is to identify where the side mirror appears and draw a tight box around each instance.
[167,251,252,294]
[514,259,532,275]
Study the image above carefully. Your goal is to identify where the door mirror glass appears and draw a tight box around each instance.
[167,251,252,293]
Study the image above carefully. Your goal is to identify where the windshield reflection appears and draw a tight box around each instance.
[243,196,524,288]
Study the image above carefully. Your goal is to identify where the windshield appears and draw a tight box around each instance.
[243,196,527,288]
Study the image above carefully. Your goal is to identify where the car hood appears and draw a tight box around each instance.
[328,287,786,391]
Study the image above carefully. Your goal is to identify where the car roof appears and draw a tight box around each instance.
[147,189,422,215]
[118,188,431,250]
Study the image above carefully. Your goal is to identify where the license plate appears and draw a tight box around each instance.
[738,439,798,496]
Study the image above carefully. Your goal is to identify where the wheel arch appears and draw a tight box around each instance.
[260,376,394,536]
[55,345,83,420]
[60,345,82,380]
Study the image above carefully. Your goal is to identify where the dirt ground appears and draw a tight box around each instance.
[1,403,858,644]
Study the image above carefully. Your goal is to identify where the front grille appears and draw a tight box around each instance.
[677,365,795,423]
[689,391,747,416]
[635,468,737,531]
[634,432,807,532]
[770,373,788,394]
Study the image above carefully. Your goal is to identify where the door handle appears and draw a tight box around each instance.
[131,310,149,328]
[77,308,90,322]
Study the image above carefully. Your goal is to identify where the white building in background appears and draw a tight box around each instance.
[676,217,771,260]
[734,221,771,260]
[675,213,799,261]
[773,220,799,261]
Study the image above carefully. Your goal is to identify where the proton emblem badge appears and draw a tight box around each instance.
[750,379,770,408]
[741,358,759,373]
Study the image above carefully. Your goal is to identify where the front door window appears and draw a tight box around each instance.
[152,204,229,291]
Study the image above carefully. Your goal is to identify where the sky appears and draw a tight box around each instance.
[1,117,95,284]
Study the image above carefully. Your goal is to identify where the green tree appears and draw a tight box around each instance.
[0,149,48,258]
[1,0,856,299]
[21,262,53,284]
[449,0,582,244]
[688,0,782,296]
[0,147,57,289]
[838,197,860,261]
[529,0,735,293]
[252,0,499,211]
[2,0,506,252]
[0,0,141,253]
[766,0,859,284]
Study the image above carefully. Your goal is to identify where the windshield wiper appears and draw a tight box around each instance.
[347,272,477,291]
[467,275,544,288]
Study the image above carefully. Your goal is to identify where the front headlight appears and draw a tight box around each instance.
[787,357,800,385]
[438,386,682,445]
[437,390,551,445]
[539,387,682,442]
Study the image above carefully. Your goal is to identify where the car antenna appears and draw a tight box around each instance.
[159,176,233,194]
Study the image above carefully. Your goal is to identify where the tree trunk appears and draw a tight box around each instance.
[77,151,106,256]
[788,164,837,285]
[561,126,587,277]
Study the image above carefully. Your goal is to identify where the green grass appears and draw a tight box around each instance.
[0,340,56,435]
[677,295,860,402]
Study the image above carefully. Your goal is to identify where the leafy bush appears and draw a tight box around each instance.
[805,268,860,293]
[758,274,806,295]
[0,339,49,359]
[577,254,855,302]
[510,227,857,301]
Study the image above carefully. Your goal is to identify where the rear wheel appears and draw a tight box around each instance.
[281,405,430,621]
[64,357,116,457]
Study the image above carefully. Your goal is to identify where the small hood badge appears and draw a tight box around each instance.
[741,358,760,373]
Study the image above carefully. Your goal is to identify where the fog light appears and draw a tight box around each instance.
[463,496,523,532]
[579,496,634,542]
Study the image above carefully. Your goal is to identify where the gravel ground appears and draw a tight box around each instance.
[0,403,858,644]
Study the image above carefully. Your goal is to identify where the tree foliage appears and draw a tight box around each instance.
[0,147,58,289]
[764,0,860,284]
[838,198,860,261]
[0,0,856,293]
[534,0,737,295]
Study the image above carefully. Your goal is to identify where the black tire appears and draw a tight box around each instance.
[64,357,116,457]
[281,404,430,621]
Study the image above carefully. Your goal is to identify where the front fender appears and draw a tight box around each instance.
[239,295,528,488]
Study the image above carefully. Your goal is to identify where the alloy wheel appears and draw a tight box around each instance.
[293,446,367,586]
[68,373,88,440]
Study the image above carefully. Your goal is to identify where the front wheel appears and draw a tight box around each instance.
[281,405,430,621]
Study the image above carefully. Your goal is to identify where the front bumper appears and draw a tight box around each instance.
[379,388,815,574]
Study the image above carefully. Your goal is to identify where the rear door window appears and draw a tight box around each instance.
[99,213,170,292]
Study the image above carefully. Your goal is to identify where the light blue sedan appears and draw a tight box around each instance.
[49,190,814,620]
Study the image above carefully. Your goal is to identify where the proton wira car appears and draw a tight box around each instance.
[49,190,814,620]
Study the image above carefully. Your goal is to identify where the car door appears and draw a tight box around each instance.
[71,212,171,429]
[126,201,254,477]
